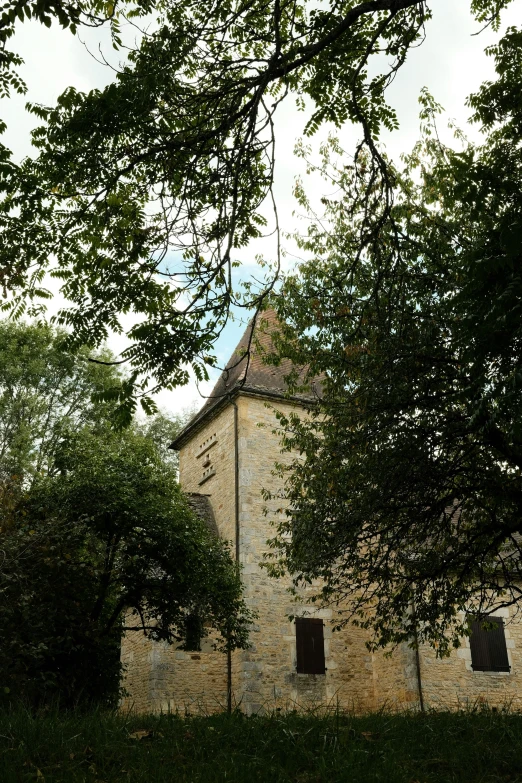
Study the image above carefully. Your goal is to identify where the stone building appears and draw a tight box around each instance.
[121,311,522,714]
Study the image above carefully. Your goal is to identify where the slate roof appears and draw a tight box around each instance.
[171,309,321,449]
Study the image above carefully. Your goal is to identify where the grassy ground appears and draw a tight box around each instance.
[1,706,521,782]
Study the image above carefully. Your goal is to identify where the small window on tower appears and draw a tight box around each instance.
[469,616,510,672]
[197,434,217,484]
[295,617,326,674]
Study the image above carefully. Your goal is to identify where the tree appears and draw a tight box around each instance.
[266,25,522,656]
[0,0,148,195]
[0,321,250,706]
[0,319,122,484]
[136,408,196,472]
[1,1,513,422]
[0,0,153,105]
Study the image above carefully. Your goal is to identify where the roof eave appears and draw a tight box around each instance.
[169,388,239,451]
[169,384,317,451]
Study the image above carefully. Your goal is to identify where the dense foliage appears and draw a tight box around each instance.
[1,1,514,422]
[0,320,120,484]
[267,26,522,654]
[0,322,250,706]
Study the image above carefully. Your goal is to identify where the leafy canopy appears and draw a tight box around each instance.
[0,321,251,705]
[1,0,514,423]
[266,25,522,655]
[0,0,159,101]
[0,319,122,484]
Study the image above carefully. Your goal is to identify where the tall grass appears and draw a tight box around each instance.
[1,705,521,782]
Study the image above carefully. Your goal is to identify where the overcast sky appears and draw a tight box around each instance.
[2,1,521,417]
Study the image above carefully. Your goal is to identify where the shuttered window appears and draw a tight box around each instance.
[184,613,203,652]
[469,616,510,672]
[295,618,326,674]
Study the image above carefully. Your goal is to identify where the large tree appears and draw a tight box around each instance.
[0,319,190,477]
[0,319,121,483]
[0,322,250,706]
[0,1,514,422]
[266,25,522,655]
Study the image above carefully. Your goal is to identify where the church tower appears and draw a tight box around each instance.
[120,311,424,714]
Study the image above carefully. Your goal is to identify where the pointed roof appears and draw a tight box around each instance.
[171,309,320,449]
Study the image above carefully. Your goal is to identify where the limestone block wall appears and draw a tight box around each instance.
[120,405,236,714]
[120,623,228,714]
[120,623,153,713]
[233,394,375,714]
[121,389,522,715]
[419,605,522,710]
[121,392,379,715]
[371,644,420,711]
[179,404,236,545]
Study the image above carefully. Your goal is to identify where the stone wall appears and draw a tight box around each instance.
[121,393,378,714]
[232,394,375,714]
[120,620,228,714]
[179,403,236,545]
[121,390,522,714]
[371,644,420,711]
[120,404,236,714]
[419,606,522,710]
[120,620,152,714]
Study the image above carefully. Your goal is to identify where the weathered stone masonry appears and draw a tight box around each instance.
[121,312,522,714]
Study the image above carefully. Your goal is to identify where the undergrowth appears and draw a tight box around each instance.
[1,705,521,782]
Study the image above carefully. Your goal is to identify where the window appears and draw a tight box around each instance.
[184,613,203,652]
[295,617,326,674]
[197,434,217,485]
[469,616,510,672]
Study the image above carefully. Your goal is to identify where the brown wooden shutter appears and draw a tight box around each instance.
[185,613,202,651]
[470,616,510,672]
[470,620,489,670]
[488,618,510,672]
[295,618,326,674]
